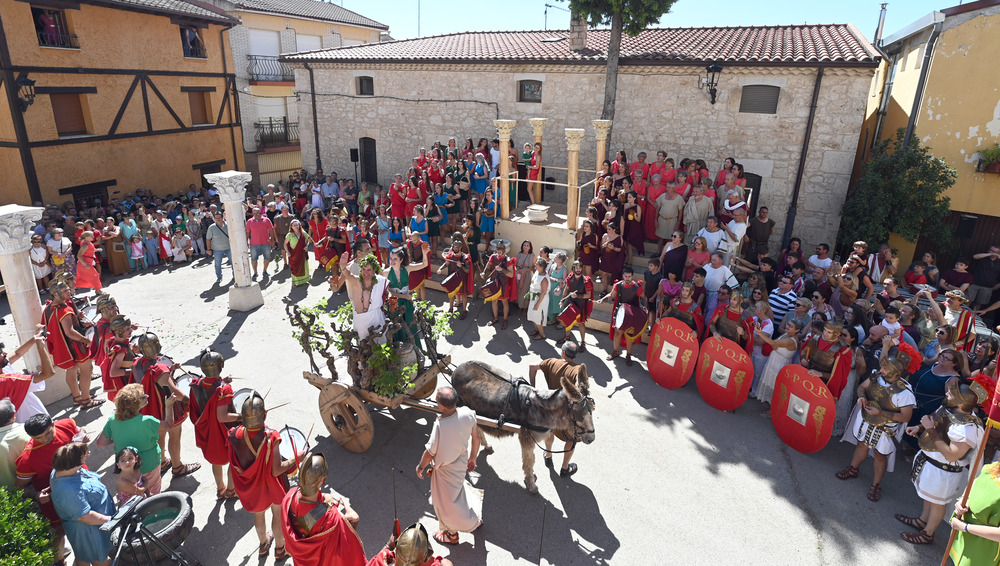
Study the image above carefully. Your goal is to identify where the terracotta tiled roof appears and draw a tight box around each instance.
[229,0,387,30]
[283,24,878,66]
[91,0,236,23]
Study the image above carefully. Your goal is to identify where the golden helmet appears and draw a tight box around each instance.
[199,349,224,377]
[394,523,433,566]
[95,295,118,318]
[108,315,132,338]
[135,332,161,360]
[47,277,71,297]
[241,391,266,429]
[298,452,328,498]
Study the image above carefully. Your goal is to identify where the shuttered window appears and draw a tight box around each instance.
[189,92,209,125]
[51,94,88,136]
[739,85,780,114]
[357,76,374,96]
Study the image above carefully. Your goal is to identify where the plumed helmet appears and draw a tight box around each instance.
[823,321,844,340]
[946,379,988,412]
[135,332,161,360]
[298,452,328,498]
[241,391,266,429]
[95,295,118,318]
[199,349,224,377]
[879,346,912,380]
[108,315,132,338]
[394,523,433,566]
[48,277,71,297]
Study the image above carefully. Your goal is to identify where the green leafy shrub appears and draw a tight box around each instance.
[0,486,55,566]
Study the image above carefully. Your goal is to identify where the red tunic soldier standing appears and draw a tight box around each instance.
[800,322,854,401]
[189,349,239,499]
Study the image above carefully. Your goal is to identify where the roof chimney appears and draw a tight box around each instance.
[873,3,888,46]
[570,13,587,51]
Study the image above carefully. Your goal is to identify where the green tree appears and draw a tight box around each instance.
[562,0,678,140]
[838,127,956,249]
[0,486,54,566]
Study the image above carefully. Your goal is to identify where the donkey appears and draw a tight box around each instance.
[451,360,595,494]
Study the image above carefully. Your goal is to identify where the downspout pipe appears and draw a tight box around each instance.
[781,67,824,249]
[304,62,321,171]
[0,12,41,204]
[903,15,944,148]
[219,24,239,170]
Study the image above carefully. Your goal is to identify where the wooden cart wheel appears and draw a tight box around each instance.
[411,368,438,399]
[317,382,374,453]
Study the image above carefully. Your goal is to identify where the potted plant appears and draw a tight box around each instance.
[978,142,1000,174]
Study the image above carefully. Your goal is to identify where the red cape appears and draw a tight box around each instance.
[228,427,287,513]
[137,359,171,421]
[189,378,234,466]
[100,341,129,401]
[89,318,112,368]
[42,301,89,369]
[281,487,366,566]
[0,373,33,410]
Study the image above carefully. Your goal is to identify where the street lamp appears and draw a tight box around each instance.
[705,64,723,105]
[16,73,35,112]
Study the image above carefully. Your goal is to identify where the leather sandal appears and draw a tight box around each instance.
[606,351,620,361]
[901,530,934,544]
[259,533,274,556]
[866,483,881,502]
[835,465,859,480]
[274,545,288,560]
[172,463,201,477]
[433,530,459,545]
[895,514,927,530]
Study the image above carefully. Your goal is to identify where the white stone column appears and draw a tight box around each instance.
[204,171,264,312]
[0,205,44,371]
[529,118,548,204]
[593,119,612,185]
[494,119,516,219]
[565,129,586,231]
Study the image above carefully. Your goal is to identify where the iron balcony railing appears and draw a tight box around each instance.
[37,31,79,49]
[247,55,294,82]
[254,118,299,147]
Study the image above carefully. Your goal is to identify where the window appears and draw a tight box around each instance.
[518,80,542,103]
[50,94,88,136]
[738,85,780,114]
[181,27,206,58]
[295,34,322,53]
[189,92,210,125]
[356,76,374,96]
[31,7,79,49]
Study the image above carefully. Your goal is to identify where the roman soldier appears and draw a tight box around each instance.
[101,315,135,401]
[133,332,200,478]
[90,294,117,372]
[799,322,853,401]
[557,261,594,351]
[228,391,299,561]
[898,380,987,545]
[708,295,754,354]
[481,241,516,328]
[189,349,240,499]
[437,236,473,319]
[281,452,365,566]
[837,339,919,502]
[41,277,101,408]
[599,266,645,366]
[367,523,454,566]
[664,281,705,338]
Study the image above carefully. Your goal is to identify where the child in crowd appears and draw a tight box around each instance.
[113,447,147,507]
[157,226,172,263]
[903,262,928,294]
[880,306,903,343]
[142,230,160,267]
[692,268,708,310]
[30,234,52,291]
[130,235,146,270]
[643,258,664,334]
[656,271,682,307]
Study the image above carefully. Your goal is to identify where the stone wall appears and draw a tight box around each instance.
[292,62,874,251]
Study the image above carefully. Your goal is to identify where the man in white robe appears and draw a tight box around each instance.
[340,253,387,341]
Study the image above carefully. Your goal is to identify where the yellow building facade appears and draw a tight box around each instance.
[0,0,245,208]
[199,0,387,188]
[864,1,1000,266]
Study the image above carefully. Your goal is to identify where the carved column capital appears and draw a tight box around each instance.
[204,171,253,203]
[0,205,44,256]
[494,119,517,141]
[529,118,548,139]
[592,119,613,141]
[565,128,586,152]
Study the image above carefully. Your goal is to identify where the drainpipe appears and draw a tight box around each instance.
[781,67,824,249]
[903,14,944,148]
[219,25,240,169]
[873,3,888,47]
[304,62,321,171]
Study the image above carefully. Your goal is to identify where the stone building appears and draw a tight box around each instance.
[197,0,387,187]
[283,23,879,250]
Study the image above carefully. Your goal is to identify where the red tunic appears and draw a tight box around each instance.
[89,317,112,369]
[0,373,33,410]
[444,251,474,296]
[100,341,132,402]
[75,242,102,290]
[648,162,670,182]
[610,280,646,346]
[389,183,407,219]
[227,426,288,513]
[189,377,234,466]
[670,299,705,339]
[405,186,421,218]
[645,183,667,239]
[709,305,754,355]
[561,274,594,327]
[15,419,80,524]
[486,254,517,301]
[134,357,171,421]
[280,487,366,566]
[42,301,90,369]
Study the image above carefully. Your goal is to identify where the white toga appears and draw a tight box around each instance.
[353,275,388,341]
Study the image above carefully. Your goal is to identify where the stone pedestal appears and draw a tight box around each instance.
[495,120,516,219]
[204,171,264,312]
[0,205,71,402]
[529,118,548,203]
[565,129,586,231]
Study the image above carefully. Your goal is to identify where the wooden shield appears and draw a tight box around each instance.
[646,317,699,389]
[770,364,836,453]
[695,336,754,412]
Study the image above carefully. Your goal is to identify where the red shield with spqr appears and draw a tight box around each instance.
[770,364,836,453]
[646,317,699,389]
[695,336,753,411]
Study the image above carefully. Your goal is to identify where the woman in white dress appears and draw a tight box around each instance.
[526,256,550,341]
[753,319,804,413]
[750,301,775,393]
